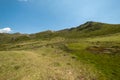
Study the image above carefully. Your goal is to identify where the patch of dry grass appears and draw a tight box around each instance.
[0,47,105,80]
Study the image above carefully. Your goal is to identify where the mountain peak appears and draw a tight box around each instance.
[79,21,105,29]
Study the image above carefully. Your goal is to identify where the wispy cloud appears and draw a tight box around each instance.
[18,0,28,2]
[0,27,12,33]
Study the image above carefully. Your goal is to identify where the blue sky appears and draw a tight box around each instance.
[0,0,120,33]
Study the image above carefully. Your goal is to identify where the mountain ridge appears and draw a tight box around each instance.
[0,21,120,44]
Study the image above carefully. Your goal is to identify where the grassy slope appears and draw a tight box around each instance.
[57,22,120,38]
[0,47,105,80]
[0,22,120,80]
[66,33,120,80]
[1,21,120,44]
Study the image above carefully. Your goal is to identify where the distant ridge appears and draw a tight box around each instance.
[0,21,120,43]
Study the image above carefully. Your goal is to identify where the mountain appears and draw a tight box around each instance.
[57,21,120,38]
[0,21,120,44]
[0,21,120,80]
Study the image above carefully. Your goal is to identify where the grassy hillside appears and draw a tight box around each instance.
[64,32,120,80]
[0,47,106,80]
[57,21,120,38]
[0,21,120,80]
[1,21,120,43]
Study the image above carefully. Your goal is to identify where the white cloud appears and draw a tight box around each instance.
[0,27,12,33]
[18,0,28,2]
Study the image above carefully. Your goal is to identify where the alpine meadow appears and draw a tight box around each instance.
[0,21,120,80]
[0,0,120,80]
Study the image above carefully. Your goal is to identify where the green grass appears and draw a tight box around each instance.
[66,39,120,80]
[0,47,105,80]
[0,22,120,80]
[87,33,120,42]
[0,33,120,80]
